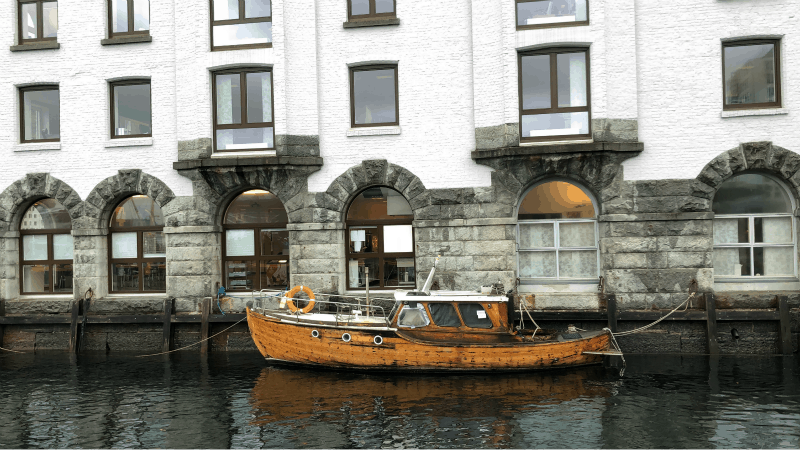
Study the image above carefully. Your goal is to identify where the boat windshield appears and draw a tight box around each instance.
[397,303,430,328]
[458,303,493,329]
[428,303,461,327]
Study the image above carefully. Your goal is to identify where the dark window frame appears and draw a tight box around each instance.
[107,0,150,38]
[19,208,72,296]
[212,67,276,152]
[17,0,57,44]
[518,47,591,143]
[347,0,396,21]
[722,39,782,111]
[107,196,166,294]
[210,0,272,51]
[515,0,589,31]
[19,85,60,144]
[109,79,152,139]
[349,64,400,128]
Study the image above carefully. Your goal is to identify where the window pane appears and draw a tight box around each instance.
[111,232,138,259]
[521,54,551,109]
[245,0,270,19]
[724,43,776,105]
[114,84,151,136]
[519,251,556,277]
[21,198,71,230]
[226,260,257,290]
[133,0,149,31]
[557,52,587,107]
[519,182,595,219]
[53,263,73,293]
[347,187,412,220]
[143,261,165,291]
[22,265,49,292]
[43,2,58,38]
[713,174,793,214]
[348,257,379,288]
[353,69,397,125]
[216,127,273,150]
[558,250,597,278]
[559,222,595,247]
[714,248,752,276]
[225,190,287,224]
[351,0,369,15]
[213,0,239,20]
[760,217,792,244]
[246,72,272,123]
[349,226,378,253]
[383,257,415,287]
[21,2,37,39]
[213,22,272,46]
[111,0,128,33]
[763,247,794,276]
[111,196,164,227]
[458,304,492,329]
[23,89,60,141]
[384,225,413,253]
[428,303,461,327]
[112,262,139,291]
[753,247,764,276]
[52,234,73,260]
[522,112,589,137]
[226,229,255,257]
[261,261,288,289]
[23,235,48,261]
[519,223,554,248]
[142,231,165,258]
[261,230,288,256]
[713,218,749,244]
[398,305,430,328]
[375,0,394,14]
[518,0,587,26]
[215,74,242,125]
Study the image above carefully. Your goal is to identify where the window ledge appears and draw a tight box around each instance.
[520,138,594,147]
[211,150,277,158]
[105,137,153,148]
[347,126,401,137]
[10,41,60,52]
[472,141,643,160]
[721,108,789,118]
[101,35,152,46]
[343,18,401,28]
[18,294,73,300]
[13,142,61,152]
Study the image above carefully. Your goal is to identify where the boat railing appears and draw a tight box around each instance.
[244,289,393,327]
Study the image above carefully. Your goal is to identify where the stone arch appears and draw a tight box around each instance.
[83,169,176,230]
[0,173,82,232]
[323,160,427,222]
[694,142,800,210]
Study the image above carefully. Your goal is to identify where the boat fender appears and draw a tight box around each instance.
[311,329,320,338]
[373,335,383,345]
[285,285,316,313]
[342,333,351,342]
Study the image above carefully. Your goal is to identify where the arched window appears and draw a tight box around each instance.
[346,187,414,289]
[712,174,796,278]
[223,190,288,291]
[109,195,165,292]
[20,199,73,294]
[517,181,598,280]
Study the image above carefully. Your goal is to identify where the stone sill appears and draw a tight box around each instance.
[173,155,323,170]
[18,295,72,300]
[101,35,152,45]
[471,141,643,160]
[211,150,276,158]
[599,212,714,222]
[343,18,400,28]
[13,142,61,152]
[105,137,153,148]
[413,218,517,228]
[10,41,60,52]
[720,108,788,118]
[347,126,401,137]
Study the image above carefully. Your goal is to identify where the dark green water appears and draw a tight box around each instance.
[0,352,798,448]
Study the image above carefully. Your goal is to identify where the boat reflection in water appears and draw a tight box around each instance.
[248,365,613,448]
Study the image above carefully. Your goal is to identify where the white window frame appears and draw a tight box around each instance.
[713,213,797,281]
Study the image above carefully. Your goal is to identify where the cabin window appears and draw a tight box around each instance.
[458,304,493,329]
[397,304,430,328]
[428,303,461,327]
[20,198,73,295]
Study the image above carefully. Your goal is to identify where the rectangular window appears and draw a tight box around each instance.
[713,215,795,277]
[108,0,150,37]
[20,86,60,143]
[350,65,399,127]
[516,0,588,29]
[213,69,274,151]
[519,48,590,142]
[348,0,395,20]
[110,80,152,138]
[723,40,781,110]
[18,1,57,43]
[518,219,598,279]
[211,0,272,50]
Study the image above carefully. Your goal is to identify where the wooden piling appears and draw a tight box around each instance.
[162,297,174,353]
[606,294,618,333]
[200,297,210,354]
[0,299,5,349]
[705,293,720,355]
[69,299,82,354]
[778,296,793,355]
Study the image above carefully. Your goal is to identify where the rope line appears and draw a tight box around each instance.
[0,346,25,354]
[612,292,694,337]
[135,315,248,358]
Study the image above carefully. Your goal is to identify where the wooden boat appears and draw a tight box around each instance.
[246,258,619,372]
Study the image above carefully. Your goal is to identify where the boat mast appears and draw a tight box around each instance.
[421,255,440,294]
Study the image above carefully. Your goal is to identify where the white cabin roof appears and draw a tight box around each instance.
[393,290,507,302]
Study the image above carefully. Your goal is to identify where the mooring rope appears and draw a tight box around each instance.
[135,315,248,358]
[611,292,695,337]
[0,346,25,354]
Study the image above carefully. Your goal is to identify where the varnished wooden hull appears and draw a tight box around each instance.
[247,308,611,372]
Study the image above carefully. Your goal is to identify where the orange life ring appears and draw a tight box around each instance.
[285,285,316,313]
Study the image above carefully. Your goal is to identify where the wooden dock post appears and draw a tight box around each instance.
[705,293,720,355]
[0,299,5,349]
[162,297,174,353]
[606,294,618,333]
[68,299,82,354]
[200,297,210,354]
[778,295,793,355]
